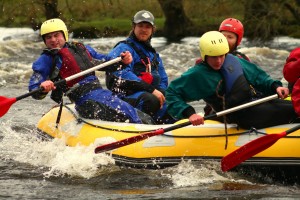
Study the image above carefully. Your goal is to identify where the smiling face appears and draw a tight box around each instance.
[133,22,154,42]
[44,31,66,49]
[206,55,226,70]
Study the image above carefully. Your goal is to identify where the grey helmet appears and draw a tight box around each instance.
[132,10,154,25]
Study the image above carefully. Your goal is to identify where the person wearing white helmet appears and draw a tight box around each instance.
[28,18,153,124]
[166,31,297,129]
[106,10,176,124]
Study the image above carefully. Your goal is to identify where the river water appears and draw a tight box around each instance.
[1,27,300,199]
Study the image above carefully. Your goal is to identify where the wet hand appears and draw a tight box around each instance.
[40,80,55,92]
[152,89,165,108]
[120,51,132,65]
[189,114,204,126]
[276,87,289,99]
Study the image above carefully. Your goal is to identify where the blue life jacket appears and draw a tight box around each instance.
[106,38,165,95]
[204,54,255,111]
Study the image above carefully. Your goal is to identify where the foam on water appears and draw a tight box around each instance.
[0,27,298,85]
[160,159,253,189]
[0,27,36,41]
[0,120,116,179]
[1,27,300,199]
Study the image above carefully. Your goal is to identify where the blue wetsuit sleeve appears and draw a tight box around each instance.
[108,43,156,93]
[28,54,53,99]
[157,55,168,90]
[85,45,111,61]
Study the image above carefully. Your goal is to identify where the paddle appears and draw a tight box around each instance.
[94,94,279,154]
[221,123,300,172]
[0,57,122,118]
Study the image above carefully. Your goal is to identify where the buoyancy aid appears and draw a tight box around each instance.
[115,40,160,85]
[204,54,257,111]
[58,42,94,87]
[43,42,101,103]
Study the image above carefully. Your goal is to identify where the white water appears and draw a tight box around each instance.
[1,27,300,199]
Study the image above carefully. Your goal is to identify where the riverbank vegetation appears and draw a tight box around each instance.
[1,0,300,43]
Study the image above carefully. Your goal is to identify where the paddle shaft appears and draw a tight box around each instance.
[16,57,122,101]
[94,94,279,153]
[285,124,300,134]
[221,123,300,172]
[0,57,122,118]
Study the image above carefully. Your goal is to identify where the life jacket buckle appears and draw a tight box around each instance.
[141,57,151,72]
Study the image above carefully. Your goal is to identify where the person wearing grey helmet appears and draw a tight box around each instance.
[133,10,155,25]
[106,10,176,124]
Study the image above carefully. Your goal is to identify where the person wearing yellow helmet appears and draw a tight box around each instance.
[196,18,251,116]
[40,18,69,42]
[195,18,250,65]
[28,18,153,124]
[166,31,298,129]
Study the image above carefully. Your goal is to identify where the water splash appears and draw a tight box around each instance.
[160,159,254,189]
[160,160,226,188]
[0,121,116,179]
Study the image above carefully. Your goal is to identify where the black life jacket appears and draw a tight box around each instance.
[204,54,257,111]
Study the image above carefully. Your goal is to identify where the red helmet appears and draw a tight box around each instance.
[219,18,244,46]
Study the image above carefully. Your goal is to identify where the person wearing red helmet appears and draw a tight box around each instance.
[219,18,250,61]
[196,18,249,64]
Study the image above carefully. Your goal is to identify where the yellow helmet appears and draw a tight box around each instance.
[199,31,229,61]
[40,18,68,41]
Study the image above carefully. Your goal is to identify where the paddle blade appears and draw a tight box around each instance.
[95,129,164,154]
[221,132,287,172]
[0,96,17,117]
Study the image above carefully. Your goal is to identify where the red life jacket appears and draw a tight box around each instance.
[57,42,94,87]
[43,42,97,103]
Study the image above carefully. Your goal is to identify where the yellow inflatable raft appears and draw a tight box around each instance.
[37,104,300,169]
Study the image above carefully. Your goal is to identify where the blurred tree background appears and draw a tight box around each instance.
[1,0,300,43]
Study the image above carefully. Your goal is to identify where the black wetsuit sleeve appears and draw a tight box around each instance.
[271,82,281,93]
[182,106,196,118]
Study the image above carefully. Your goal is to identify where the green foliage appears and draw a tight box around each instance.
[0,0,165,35]
[1,0,300,39]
